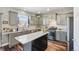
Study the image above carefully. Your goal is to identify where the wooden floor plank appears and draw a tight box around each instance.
[46,40,68,51]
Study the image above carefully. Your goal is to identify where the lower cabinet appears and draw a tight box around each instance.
[56,31,67,42]
[8,31,33,48]
[9,33,19,48]
[0,33,2,47]
[2,35,9,47]
[23,42,32,51]
[32,34,48,51]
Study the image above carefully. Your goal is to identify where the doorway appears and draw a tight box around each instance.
[69,17,74,51]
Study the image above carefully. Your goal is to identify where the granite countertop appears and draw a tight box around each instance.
[2,28,41,35]
[2,30,27,35]
[56,29,67,32]
[15,31,48,44]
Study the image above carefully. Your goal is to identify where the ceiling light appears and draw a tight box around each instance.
[47,8,50,11]
[37,11,40,14]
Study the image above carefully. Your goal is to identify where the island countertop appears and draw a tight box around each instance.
[15,31,48,44]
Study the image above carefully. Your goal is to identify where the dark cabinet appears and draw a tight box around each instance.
[32,34,48,51]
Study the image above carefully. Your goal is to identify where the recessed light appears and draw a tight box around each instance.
[37,11,40,14]
[47,8,50,11]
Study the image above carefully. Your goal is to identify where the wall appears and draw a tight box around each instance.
[74,7,79,50]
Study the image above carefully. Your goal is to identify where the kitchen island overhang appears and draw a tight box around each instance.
[15,31,48,51]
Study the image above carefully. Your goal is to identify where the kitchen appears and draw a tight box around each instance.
[0,7,73,51]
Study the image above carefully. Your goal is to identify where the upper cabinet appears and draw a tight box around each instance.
[42,15,56,27]
[9,11,19,26]
[29,16,36,25]
[0,13,2,32]
[0,14,1,28]
[57,15,67,26]
[36,15,43,26]
[29,16,40,26]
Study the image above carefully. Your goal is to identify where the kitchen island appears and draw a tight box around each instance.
[15,31,48,51]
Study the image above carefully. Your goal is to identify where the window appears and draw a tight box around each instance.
[18,15,29,27]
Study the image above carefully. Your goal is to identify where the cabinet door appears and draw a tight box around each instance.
[0,14,2,47]
[9,33,19,48]
[9,11,18,26]
[0,33,2,47]
[56,31,67,42]
[32,34,47,51]
[2,35,8,46]
[29,16,37,25]
[57,15,67,25]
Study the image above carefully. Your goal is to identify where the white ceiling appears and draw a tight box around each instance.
[18,7,73,14]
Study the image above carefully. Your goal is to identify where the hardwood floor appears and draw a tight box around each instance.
[0,40,68,51]
[45,40,68,51]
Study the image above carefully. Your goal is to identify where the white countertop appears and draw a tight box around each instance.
[2,28,40,35]
[2,30,30,35]
[2,31,23,35]
[15,31,48,44]
[56,29,67,32]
